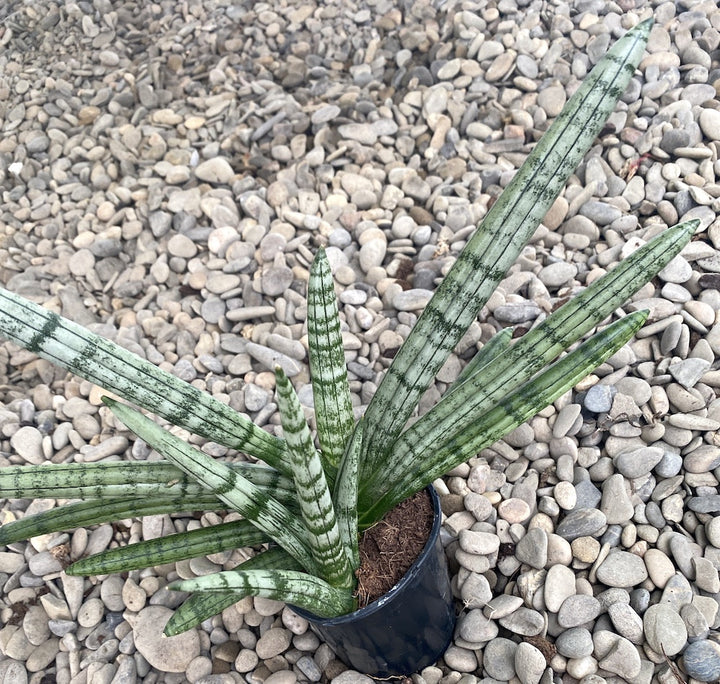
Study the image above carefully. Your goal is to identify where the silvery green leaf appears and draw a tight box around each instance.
[68,519,268,575]
[356,18,653,481]
[333,419,362,570]
[0,495,222,545]
[104,398,318,574]
[362,311,648,522]
[168,568,355,618]
[307,247,355,478]
[165,547,301,635]
[0,460,294,502]
[275,367,353,589]
[359,220,696,516]
[0,288,288,472]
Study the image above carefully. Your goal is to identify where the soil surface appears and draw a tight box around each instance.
[354,489,434,608]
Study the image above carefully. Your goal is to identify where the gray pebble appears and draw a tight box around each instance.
[682,639,720,682]
[458,529,500,555]
[579,201,622,225]
[654,450,682,477]
[538,262,576,289]
[244,384,269,412]
[0,552,25,573]
[583,384,616,413]
[643,603,687,656]
[493,302,542,324]
[556,508,607,541]
[683,446,720,474]
[22,605,51,646]
[256,628,292,659]
[600,474,634,524]
[557,594,601,628]
[311,105,341,125]
[28,552,63,576]
[514,641,546,684]
[393,289,432,312]
[555,627,593,658]
[194,157,235,184]
[607,602,644,644]
[660,128,690,154]
[681,602,710,641]
[338,123,378,146]
[10,426,45,464]
[483,638,517,680]
[668,357,711,388]
[544,564,576,612]
[457,609,498,643]
[515,528,547,569]
[699,109,720,142]
[245,342,300,377]
[331,673,375,684]
[261,266,294,296]
[595,550,648,588]
[459,572,492,609]
[688,496,720,514]
[594,631,641,680]
[441,645,476,672]
[498,607,545,636]
[573,480,602,510]
[296,655,322,681]
[629,587,650,614]
[614,446,663,478]
[706,517,720,547]
[661,573,694,610]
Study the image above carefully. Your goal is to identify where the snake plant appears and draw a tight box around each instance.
[0,18,697,633]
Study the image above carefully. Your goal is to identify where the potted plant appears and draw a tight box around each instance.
[0,17,697,677]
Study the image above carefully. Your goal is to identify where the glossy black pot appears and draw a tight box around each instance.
[293,486,456,677]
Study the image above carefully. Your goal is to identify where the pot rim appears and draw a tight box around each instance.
[296,484,443,624]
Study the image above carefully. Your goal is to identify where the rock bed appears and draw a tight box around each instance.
[0,0,719,682]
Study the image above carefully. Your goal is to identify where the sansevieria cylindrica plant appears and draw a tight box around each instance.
[0,18,698,635]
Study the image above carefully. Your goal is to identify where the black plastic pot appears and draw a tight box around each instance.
[293,486,456,677]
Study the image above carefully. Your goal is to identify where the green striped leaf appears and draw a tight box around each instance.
[104,398,318,575]
[359,220,696,514]
[0,288,289,474]
[361,311,648,522]
[275,368,353,589]
[356,18,653,479]
[0,461,295,503]
[164,547,302,635]
[0,495,224,545]
[333,419,362,570]
[449,327,513,394]
[67,519,269,576]
[168,568,356,618]
[307,248,355,478]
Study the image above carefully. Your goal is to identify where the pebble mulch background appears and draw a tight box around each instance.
[0,0,719,682]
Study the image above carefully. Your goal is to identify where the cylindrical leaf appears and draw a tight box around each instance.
[307,248,355,475]
[164,547,301,635]
[168,569,355,618]
[68,519,269,575]
[0,460,294,502]
[0,495,222,545]
[275,368,353,589]
[105,398,317,574]
[359,220,695,513]
[362,311,648,522]
[356,19,654,478]
[0,288,288,472]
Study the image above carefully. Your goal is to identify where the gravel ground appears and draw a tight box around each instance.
[0,0,719,682]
